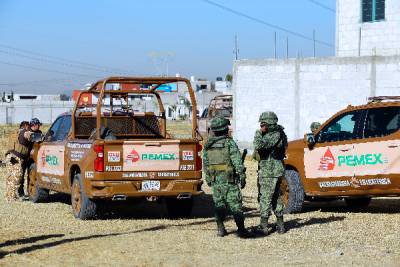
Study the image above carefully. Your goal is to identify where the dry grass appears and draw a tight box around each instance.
[0,125,399,266]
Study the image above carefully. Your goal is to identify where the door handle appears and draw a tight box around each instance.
[388,145,398,148]
[144,143,161,147]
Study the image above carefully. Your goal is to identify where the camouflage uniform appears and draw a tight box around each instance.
[253,111,288,234]
[5,153,25,201]
[203,116,250,238]
[4,126,37,201]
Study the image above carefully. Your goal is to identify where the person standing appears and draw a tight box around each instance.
[203,116,251,238]
[5,118,42,201]
[253,111,288,235]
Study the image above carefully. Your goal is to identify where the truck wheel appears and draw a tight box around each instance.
[28,163,49,203]
[71,173,97,220]
[166,198,193,218]
[281,170,304,213]
[345,197,371,208]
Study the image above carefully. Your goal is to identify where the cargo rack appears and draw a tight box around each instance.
[368,96,400,103]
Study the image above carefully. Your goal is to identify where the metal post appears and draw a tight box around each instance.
[234,34,239,60]
[286,37,289,59]
[274,32,277,59]
[358,27,362,57]
[313,29,316,57]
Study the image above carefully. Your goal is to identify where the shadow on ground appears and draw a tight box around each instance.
[303,198,400,214]
[0,226,165,259]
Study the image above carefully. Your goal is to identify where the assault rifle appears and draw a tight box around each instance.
[241,149,248,171]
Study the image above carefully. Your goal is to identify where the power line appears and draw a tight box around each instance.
[200,0,334,48]
[0,49,122,74]
[307,0,335,13]
[0,60,102,78]
[0,78,88,86]
[0,43,133,74]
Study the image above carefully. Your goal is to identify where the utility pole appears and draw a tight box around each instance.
[234,34,239,60]
[286,37,289,59]
[274,32,277,59]
[313,29,316,57]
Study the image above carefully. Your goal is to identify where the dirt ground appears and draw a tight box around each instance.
[0,126,400,266]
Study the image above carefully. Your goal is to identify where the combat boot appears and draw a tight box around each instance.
[256,217,269,235]
[233,213,252,238]
[216,221,227,237]
[215,208,227,237]
[276,216,285,234]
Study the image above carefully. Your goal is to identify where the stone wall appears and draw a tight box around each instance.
[232,56,400,149]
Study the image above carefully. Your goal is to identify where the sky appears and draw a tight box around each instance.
[0,0,336,94]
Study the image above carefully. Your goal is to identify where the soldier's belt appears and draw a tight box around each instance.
[209,164,228,171]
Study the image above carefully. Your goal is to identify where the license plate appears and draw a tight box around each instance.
[141,180,160,191]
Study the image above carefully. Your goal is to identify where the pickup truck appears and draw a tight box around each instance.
[27,77,203,219]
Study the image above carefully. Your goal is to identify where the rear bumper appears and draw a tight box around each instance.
[87,179,203,199]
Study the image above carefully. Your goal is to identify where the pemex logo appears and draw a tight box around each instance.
[126,149,140,163]
[41,150,46,167]
[319,148,335,171]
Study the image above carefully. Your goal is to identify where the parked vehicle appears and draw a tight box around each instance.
[27,77,203,219]
[283,96,400,212]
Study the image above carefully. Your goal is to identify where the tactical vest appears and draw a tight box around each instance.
[11,129,31,159]
[206,138,234,182]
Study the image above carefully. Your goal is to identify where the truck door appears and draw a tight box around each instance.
[303,110,364,191]
[37,115,70,192]
[352,106,400,188]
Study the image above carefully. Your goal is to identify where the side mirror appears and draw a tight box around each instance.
[44,130,54,141]
[304,133,316,148]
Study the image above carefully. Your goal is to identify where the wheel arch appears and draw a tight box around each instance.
[69,165,81,187]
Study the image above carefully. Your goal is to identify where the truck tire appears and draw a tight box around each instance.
[281,170,304,213]
[71,173,97,220]
[345,197,371,208]
[28,163,49,203]
[166,198,193,218]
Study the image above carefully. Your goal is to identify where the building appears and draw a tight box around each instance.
[233,0,400,149]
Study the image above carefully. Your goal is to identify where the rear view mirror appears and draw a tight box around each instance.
[304,133,316,148]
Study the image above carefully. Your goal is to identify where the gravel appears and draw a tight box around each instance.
[0,129,399,266]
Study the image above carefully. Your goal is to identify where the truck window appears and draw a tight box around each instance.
[55,115,72,141]
[47,117,64,142]
[363,107,400,138]
[317,111,362,143]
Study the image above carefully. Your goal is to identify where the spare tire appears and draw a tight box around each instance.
[281,170,304,213]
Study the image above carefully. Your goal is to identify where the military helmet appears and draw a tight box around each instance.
[259,111,278,125]
[210,116,230,132]
[30,117,42,126]
[310,122,321,133]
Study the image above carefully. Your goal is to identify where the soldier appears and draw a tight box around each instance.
[253,111,288,235]
[17,121,30,196]
[310,122,321,134]
[5,118,42,201]
[203,116,251,238]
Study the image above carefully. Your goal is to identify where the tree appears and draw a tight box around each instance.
[225,74,233,83]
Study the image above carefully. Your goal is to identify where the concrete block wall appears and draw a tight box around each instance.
[233,56,400,150]
[336,0,400,56]
[0,101,74,125]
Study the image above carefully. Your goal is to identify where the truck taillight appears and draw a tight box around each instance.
[195,143,203,171]
[94,144,104,172]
